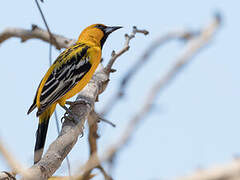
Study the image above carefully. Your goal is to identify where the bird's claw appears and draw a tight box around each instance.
[61,105,80,124]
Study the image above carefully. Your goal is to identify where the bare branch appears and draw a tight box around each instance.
[0,25,75,49]
[0,138,28,178]
[175,159,240,180]
[80,13,221,174]
[104,26,149,74]
[81,111,100,179]
[101,29,199,116]
[82,111,112,180]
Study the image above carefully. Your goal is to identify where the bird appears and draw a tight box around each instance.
[27,24,122,164]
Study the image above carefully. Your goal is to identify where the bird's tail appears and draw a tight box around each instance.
[34,104,56,164]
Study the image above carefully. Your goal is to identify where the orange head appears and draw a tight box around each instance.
[77,24,122,48]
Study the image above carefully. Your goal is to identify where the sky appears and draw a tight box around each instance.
[0,0,240,179]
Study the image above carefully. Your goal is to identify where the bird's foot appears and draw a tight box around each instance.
[60,105,80,124]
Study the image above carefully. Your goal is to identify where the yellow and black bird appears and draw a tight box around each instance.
[27,24,122,164]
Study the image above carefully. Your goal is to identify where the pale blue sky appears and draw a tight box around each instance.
[0,0,240,179]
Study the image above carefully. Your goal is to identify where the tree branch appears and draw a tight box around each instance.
[104,26,149,74]
[100,28,200,116]
[0,25,75,49]
[82,111,112,180]
[82,111,101,179]
[175,159,240,180]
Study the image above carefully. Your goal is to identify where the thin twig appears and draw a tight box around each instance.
[82,112,99,179]
[80,13,222,174]
[101,29,199,116]
[97,165,112,180]
[104,26,149,74]
[82,111,112,180]
[35,0,61,50]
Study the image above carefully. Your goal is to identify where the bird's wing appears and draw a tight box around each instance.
[36,44,92,116]
[27,43,86,115]
[27,79,42,115]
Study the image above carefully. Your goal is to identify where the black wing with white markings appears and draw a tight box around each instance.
[36,45,91,116]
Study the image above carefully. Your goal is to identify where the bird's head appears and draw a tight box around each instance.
[77,24,122,48]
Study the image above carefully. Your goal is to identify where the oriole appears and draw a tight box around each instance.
[27,24,122,164]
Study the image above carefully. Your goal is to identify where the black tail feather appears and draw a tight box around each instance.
[34,118,50,164]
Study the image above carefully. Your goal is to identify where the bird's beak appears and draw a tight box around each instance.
[105,26,122,35]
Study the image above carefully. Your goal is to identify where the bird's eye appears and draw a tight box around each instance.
[95,24,105,30]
